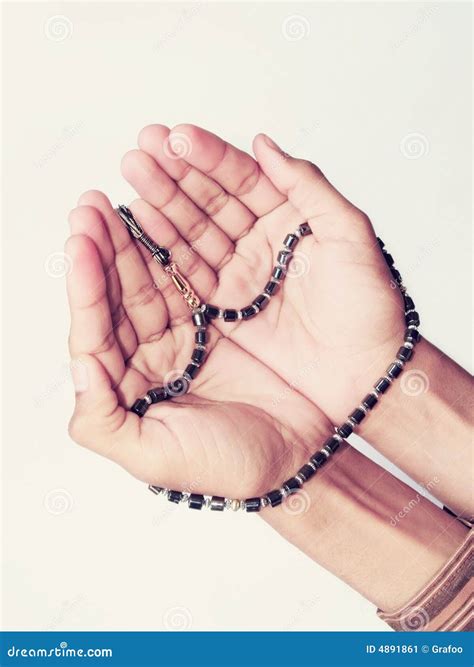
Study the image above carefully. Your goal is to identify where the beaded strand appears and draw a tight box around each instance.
[116,206,420,513]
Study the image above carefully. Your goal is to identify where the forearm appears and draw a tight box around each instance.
[358,338,473,520]
[261,445,468,612]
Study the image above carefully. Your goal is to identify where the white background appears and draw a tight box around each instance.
[2,1,472,632]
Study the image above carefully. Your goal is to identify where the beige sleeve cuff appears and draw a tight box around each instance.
[377,530,473,631]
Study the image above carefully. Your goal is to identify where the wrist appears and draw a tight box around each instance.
[358,337,473,518]
[260,445,468,612]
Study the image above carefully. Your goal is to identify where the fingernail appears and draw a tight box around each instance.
[262,134,283,152]
[70,358,89,392]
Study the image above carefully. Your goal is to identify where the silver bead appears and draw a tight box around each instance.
[237,310,243,320]
[144,394,152,405]
[404,341,414,350]
[230,499,240,512]
[321,448,331,458]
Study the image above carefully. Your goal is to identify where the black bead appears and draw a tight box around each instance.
[298,222,312,236]
[283,477,301,494]
[184,363,199,379]
[382,252,394,266]
[266,489,283,507]
[362,393,378,410]
[397,346,413,362]
[377,237,385,249]
[202,304,220,319]
[284,234,298,249]
[337,422,353,438]
[322,436,340,453]
[210,496,226,511]
[253,294,269,310]
[192,311,207,327]
[374,377,391,394]
[387,362,402,379]
[168,490,183,504]
[223,309,238,322]
[277,250,292,265]
[245,497,262,512]
[390,268,402,284]
[297,464,316,481]
[310,451,328,468]
[272,267,285,281]
[147,387,168,404]
[195,330,207,345]
[191,348,205,364]
[149,485,164,495]
[404,296,415,312]
[349,408,366,424]
[188,493,205,510]
[404,328,420,344]
[406,311,420,327]
[241,305,257,320]
[131,398,149,417]
[264,281,279,296]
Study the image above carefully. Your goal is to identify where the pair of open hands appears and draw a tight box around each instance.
[66,125,405,500]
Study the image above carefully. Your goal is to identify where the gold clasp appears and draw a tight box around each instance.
[164,263,201,310]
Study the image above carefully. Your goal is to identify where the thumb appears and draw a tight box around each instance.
[253,133,375,244]
[69,353,126,449]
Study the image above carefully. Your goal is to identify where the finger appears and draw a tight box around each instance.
[128,198,217,323]
[168,124,286,218]
[138,124,257,241]
[253,133,377,244]
[68,205,137,361]
[121,149,234,271]
[65,234,125,386]
[77,190,168,344]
